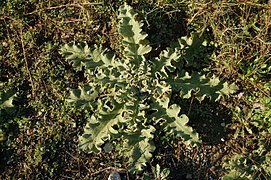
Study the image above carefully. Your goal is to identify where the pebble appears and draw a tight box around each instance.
[108,171,121,180]
[2,42,8,47]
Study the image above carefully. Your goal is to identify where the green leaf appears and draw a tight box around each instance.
[79,99,124,153]
[166,104,199,144]
[60,42,94,69]
[0,89,16,109]
[0,129,6,142]
[220,82,239,97]
[66,85,99,110]
[152,48,181,79]
[177,33,209,68]
[150,97,200,144]
[167,72,237,101]
[222,170,248,180]
[119,3,152,65]
[124,125,156,172]
[161,168,170,180]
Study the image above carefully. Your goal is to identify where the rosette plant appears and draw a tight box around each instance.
[61,3,237,172]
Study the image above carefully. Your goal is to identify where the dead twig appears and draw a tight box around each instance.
[20,28,35,99]
[25,2,104,15]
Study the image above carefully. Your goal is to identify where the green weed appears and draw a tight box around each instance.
[0,0,270,179]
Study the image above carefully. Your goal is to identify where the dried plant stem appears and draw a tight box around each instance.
[25,2,103,15]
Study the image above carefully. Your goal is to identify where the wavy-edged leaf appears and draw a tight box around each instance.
[79,99,124,153]
[166,104,199,144]
[60,42,94,69]
[66,85,99,110]
[151,48,182,79]
[177,33,208,66]
[167,72,238,101]
[150,97,200,144]
[60,42,121,71]
[118,3,151,65]
[124,125,156,172]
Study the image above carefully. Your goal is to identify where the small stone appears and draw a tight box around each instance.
[237,92,244,99]
[103,142,113,153]
[72,122,76,128]
[2,42,8,47]
[108,171,121,180]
